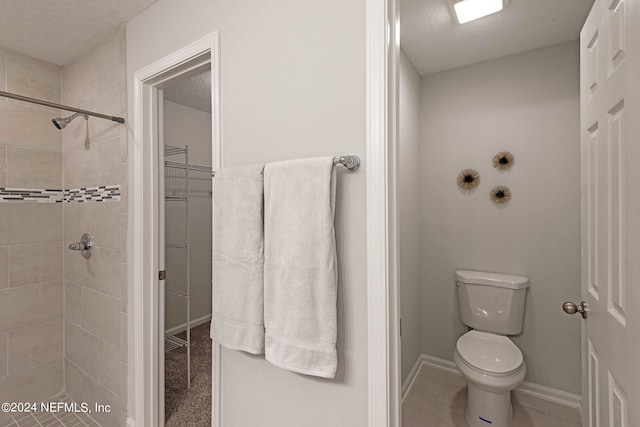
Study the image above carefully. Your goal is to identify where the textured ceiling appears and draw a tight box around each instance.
[401,0,595,76]
[164,71,212,114]
[0,0,157,66]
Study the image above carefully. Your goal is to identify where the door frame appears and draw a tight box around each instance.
[366,0,402,426]
[130,31,222,427]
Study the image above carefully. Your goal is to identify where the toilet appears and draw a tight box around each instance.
[453,270,529,427]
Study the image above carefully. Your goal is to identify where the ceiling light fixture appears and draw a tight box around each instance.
[451,0,507,24]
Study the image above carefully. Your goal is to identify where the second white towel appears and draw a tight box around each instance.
[263,157,338,378]
[210,164,265,354]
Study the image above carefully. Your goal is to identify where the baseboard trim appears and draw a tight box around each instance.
[402,354,463,402]
[403,353,581,411]
[515,381,582,409]
[165,314,212,336]
[401,355,424,401]
[421,354,462,375]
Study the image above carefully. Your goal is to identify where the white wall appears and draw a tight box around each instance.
[398,50,422,383]
[416,41,582,394]
[127,1,367,425]
[163,100,212,331]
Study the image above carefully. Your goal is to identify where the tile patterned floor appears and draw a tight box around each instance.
[0,394,100,427]
[403,364,583,427]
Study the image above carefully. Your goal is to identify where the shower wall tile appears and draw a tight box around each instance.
[65,358,121,427]
[0,145,6,187]
[6,56,62,106]
[62,28,125,108]
[64,358,82,400]
[65,320,100,380]
[0,102,61,151]
[0,281,62,333]
[120,263,128,312]
[120,132,128,164]
[120,163,128,212]
[120,313,127,363]
[120,213,128,263]
[88,87,126,139]
[7,318,62,374]
[6,146,62,189]
[0,359,62,403]
[81,288,120,347]
[120,361,127,412]
[0,54,6,94]
[0,49,63,406]
[8,241,63,287]
[0,203,62,245]
[61,55,96,108]
[62,89,125,151]
[99,340,121,396]
[64,246,121,298]
[63,137,121,188]
[0,247,7,289]
[0,333,6,378]
[61,25,128,419]
[64,281,82,325]
[64,201,120,251]
[95,27,126,100]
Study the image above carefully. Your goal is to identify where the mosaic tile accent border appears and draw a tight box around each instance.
[0,188,63,202]
[64,185,121,202]
[0,185,121,203]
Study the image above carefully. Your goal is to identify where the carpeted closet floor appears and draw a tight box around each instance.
[165,321,212,427]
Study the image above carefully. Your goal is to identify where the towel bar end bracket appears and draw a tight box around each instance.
[336,155,360,171]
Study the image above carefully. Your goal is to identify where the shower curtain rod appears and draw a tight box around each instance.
[0,90,125,124]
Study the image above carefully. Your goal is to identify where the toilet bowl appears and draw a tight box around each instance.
[454,330,526,427]
[453,270,530,427]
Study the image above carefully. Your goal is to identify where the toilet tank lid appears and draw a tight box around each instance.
[455,270,529,289]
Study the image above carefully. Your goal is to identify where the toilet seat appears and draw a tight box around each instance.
[456,331,523,375]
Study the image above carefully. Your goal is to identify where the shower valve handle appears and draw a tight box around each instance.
[68,233,93,259]
[68,242,90,250]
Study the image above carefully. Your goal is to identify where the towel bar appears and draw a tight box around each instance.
[209,155,361,177]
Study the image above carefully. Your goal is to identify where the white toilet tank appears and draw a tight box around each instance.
[455,270,529,335]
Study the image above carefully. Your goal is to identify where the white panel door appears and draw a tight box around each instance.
[580,1,640,426]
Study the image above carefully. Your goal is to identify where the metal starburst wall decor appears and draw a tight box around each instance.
[490,185,512,204]
[457,169,481,190]
[492,151,515,171]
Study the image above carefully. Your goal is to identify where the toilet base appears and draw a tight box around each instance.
[465,383,514,427]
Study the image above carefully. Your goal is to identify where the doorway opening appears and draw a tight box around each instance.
[130,32,222,427]
[160,66,214,426]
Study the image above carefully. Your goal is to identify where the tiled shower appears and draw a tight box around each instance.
[0,27,128,426]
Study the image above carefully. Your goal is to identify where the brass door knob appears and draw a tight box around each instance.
[562,301,587,319]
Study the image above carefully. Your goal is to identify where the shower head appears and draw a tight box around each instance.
[52,113,87,129]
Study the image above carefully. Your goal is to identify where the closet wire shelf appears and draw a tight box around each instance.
[165,334,188,353]
[166,242,189,249]
[162,144,209,389]
[166,287,188,298]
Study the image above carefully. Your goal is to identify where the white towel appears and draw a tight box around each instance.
[210,164,265,354]
[263,157,338,378]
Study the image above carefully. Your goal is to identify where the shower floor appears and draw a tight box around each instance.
[0,394,100,427]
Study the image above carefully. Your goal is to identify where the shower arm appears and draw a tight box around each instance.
[0,90,125,124]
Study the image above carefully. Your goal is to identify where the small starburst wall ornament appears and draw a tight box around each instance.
[456,169,480,190]
[492,151,515,171]
[490,185,512,204]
